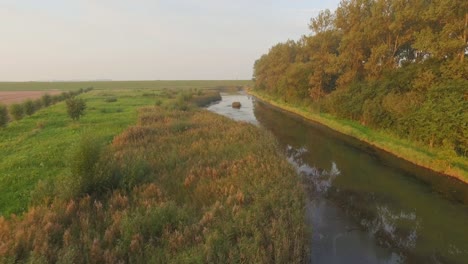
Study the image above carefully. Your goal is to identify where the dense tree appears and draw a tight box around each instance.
[414,0,468,62]
[307,10,341,99]
[253,0,468,157]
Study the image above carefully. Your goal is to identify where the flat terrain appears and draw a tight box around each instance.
[0,80,252,91]
[0,85,306,263]
[0,91,62,105]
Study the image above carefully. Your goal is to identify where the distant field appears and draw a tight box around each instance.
[0,80,252,91]
[0,91,62,105]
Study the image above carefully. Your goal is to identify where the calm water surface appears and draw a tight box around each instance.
[207,93,468,264]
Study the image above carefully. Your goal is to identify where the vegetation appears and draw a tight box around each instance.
[41,93,52,107]
[23,100,36,116]
[66,98,86,120]
[0,80,251,91]
[9,104,24,121]
[0,89,151,215]
[253,0,468,180]
[0,88,307,263]
[0,104,7,127]
[0,88,93,127]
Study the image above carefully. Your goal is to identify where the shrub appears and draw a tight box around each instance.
[190,91,222,107]
[9,103,24,121]
[33,99,43,111]
[68,134,104,197]
[41,93,52,107]
[66,98,86,120]
[104,97,117,103]
[0,104,8,127]
[23,100,36,116]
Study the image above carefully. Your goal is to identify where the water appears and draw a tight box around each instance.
[206,91,258,125]
[207,93,468,264]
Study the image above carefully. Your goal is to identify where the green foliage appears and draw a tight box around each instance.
[66,97,86,120]
[0,104,8,127]
[68,134,104,197]
[253,0,468,158]
[41,93,52,107]
[9,103,24,121]
[104,97,117,103]
[189,90,222,107]
[0,89,158,216]
[23,100,36,116]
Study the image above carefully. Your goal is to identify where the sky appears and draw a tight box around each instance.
[0,0,341,81]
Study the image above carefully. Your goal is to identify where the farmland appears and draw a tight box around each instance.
[0,91,62,105]
[0,80,252,91]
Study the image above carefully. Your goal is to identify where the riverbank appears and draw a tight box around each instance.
[0,87,307,263]
[249,89,468,184]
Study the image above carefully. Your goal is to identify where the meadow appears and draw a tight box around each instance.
[0,82,307,263]
[0,80,252,91]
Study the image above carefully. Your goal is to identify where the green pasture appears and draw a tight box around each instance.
[0,80,251,91]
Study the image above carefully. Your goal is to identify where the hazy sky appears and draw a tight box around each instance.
[0,0,341,81]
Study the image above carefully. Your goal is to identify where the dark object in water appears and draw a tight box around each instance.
[232,102,241,108]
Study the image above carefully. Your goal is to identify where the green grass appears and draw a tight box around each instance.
[0,80,252,91]
[0,87,307,263]
[250,89,468,183]
[0,90,157,215]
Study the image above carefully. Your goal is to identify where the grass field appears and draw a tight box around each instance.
[0,80,252,91]
[0,81,250,215]
[0,89,159,215]
[0,84,307,263]
[250,89,468,183]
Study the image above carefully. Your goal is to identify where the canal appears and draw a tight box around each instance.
[207,92,468,264]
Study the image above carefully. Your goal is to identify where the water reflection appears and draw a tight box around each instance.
[286,145,341,194]
[207,93,468,264]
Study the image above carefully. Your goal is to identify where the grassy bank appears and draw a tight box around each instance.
[249,89,468,184]
[0,90,307,263]
[0,89,159,215]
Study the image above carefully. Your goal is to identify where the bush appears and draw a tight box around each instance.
[41,93,52,107]
[33,99,43,111]
[104,97,117,103]
[0,104,8,127]
[68,134,104,197]
[23,100,36,116]
[9,103,24,121]
[66,98,86,120]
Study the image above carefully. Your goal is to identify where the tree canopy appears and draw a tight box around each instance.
[253,0,468,157]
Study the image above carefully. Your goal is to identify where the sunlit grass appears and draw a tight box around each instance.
[0,90,307,263]
[0,90,155,215]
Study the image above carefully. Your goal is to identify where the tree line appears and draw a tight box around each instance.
[0,88,93,127]
[253,0,468,157]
